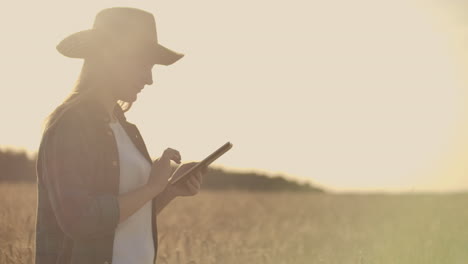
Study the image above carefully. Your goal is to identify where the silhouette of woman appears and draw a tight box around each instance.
[35,7,206,264]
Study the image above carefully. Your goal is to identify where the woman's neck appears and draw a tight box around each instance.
[92,86,119,122]
[81,60,119,122]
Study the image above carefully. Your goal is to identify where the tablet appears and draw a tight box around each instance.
[168,142,233,185]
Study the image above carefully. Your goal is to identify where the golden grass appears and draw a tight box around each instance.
[1,183,468,263]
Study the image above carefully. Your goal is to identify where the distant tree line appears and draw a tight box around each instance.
[0,148,37,182]
[0,148,323,192]
[202,168,323,192]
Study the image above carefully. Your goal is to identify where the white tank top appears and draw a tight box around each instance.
[109,120,154,264]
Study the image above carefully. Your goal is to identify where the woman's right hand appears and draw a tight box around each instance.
[147,148,181,195]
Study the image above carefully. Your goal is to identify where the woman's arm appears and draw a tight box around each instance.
[118,173,178,223]
[154,188,177,215]
[118,184,164,223]
[41,117,177,240]
[118,151,180,222]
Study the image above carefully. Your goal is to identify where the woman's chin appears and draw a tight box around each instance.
[121,93,138,103]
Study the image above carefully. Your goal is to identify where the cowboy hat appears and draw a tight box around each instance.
[56,7,184,66]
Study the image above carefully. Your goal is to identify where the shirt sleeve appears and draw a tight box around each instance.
[40,117,120,240]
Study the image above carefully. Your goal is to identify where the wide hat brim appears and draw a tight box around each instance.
[56,29,184,66]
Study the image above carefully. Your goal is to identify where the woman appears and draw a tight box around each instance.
[35,7,206,264]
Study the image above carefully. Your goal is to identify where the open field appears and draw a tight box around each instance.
[1,183,468,264]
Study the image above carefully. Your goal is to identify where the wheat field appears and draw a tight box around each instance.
[1,183,468,264]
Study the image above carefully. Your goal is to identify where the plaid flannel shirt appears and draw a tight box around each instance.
[35,98,158,264]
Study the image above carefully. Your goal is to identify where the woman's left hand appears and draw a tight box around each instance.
[166,162,208,197]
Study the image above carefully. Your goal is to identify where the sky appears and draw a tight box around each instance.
[1,0,468,192]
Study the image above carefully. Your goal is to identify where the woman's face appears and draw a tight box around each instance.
[106,51,155,103]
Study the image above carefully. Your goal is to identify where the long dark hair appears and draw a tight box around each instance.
[42,58,132,134]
